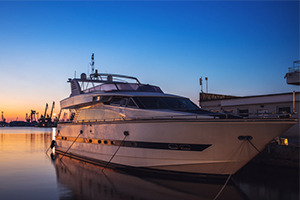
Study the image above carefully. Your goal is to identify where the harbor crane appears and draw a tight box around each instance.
[47,101,55,123]
[41,103,48,123]
[30,110,36,122]
[1,111,5,122]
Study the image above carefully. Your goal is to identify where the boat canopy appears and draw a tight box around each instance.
[68,72,163,96]
[82,83,163,94]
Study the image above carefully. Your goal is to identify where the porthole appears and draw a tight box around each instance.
[168,144,178,150]
[98,140,101,144]
[110,141,115,145]
[130,142,137,147]
[104,140,108,144]
[180,144,191,150]
[89,139,92,143]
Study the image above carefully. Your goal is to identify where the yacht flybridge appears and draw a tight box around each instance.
[55,56,297,177]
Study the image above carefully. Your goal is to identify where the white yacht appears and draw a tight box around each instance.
[55,61,297,177]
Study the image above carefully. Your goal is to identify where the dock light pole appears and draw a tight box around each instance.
[293,90,295,113]
[199,77,203,107]
[200,77,203,93]
[205,77,208,93]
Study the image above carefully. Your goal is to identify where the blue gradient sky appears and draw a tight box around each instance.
[0,1,299,121]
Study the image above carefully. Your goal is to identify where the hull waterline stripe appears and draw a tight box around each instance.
[56,136,211,152]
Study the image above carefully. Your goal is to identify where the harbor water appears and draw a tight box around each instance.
[0,127,299,200]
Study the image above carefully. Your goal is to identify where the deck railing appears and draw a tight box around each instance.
[58,112,297,124]
[236,112,295,119]
[288,60,300,73]
[288,66,300,73]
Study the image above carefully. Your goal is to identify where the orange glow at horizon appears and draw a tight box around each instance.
[1,106,60,122]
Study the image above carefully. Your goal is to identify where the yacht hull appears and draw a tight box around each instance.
[55,119,296,175]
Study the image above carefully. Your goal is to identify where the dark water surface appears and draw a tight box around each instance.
[0,127,299,200]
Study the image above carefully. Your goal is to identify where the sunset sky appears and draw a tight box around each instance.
[0,1,299,122]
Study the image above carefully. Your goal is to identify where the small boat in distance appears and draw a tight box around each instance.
[54,55,297,178]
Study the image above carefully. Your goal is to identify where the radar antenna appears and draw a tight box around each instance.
[90,53,95,74]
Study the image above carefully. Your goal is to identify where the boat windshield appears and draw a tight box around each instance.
[83,83,163,93]
[94,95,200,111]
[134,97,199,110]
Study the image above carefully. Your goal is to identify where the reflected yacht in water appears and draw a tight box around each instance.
[54,55,297,177]
[54,154,246,200]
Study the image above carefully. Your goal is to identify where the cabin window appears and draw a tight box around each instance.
[99,96,199,110]
[101,96,138,108]
[127,98,138,108]
[110,97,122,105]
[139,85,162,93]
[278,107,291,118]
[161,97,199,110]
[93,96,101,101]
[116,83,137,91]
[100,96,112,104]
[257,109,268,118]
[120,98,127,106]
[278,107,291,114]
[223,109,233,114]
[132,97,145,108]
[133,97,199,110]
[238,109,249,118]
[100,84,118,92]
[137,97,169,109]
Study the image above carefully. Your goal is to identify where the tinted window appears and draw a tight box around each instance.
[238,109,249,118]
[120,98,128,107]
[161,97,199,110]
[116,83,135,91]
[100,84,118,91]
[100,96,111,103]
[139,85,160,92]
[127,98,138,108]
[137,97,169,109]
[136,97,198,110]
[110,97,122,105]
[132,97,145,108]
[278,107,290,114]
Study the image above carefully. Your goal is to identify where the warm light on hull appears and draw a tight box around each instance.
[55,119,296,175]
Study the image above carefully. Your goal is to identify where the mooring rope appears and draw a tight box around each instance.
[45,140,56,154]
[101,134,128,172]
[289,143,300,148]
[45,146,51,154]
[247,138,261,153]
[213,141,246,200]
[60,132,82,161]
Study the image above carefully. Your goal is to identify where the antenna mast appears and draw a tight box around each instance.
[200,77,203,93]
[205,77,208,93]
[90,53,95,74]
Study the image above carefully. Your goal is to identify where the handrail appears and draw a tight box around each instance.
[288,60,300,73]
[235,112,296,119]
[58,112,297,124]
[88,73,141,84]
[288,66,300,73]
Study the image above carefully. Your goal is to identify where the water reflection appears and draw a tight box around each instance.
[53,155,246,200]
[0,127,52,134]
[0,128,58,200]
[0,128,52,154]
[233,163,299,200]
